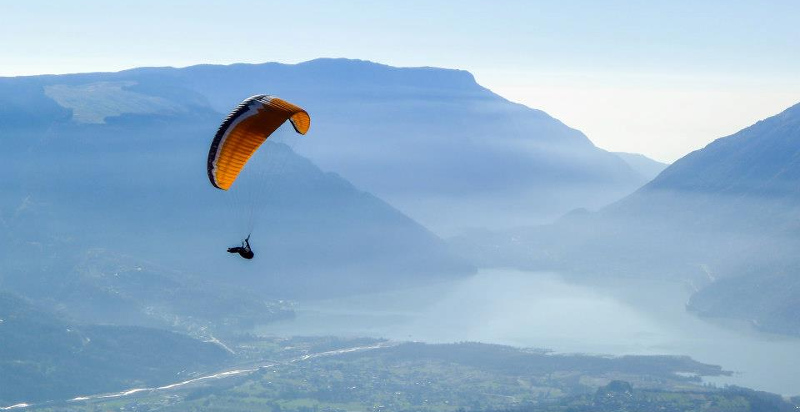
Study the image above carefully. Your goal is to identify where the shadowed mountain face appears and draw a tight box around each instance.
[3,59,644,235]
[0,67,473,304]
[0,292,229,405]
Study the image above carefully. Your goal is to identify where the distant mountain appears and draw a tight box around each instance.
[170,59,646,233]
[24,249,294,334]
[606,102,800,268]
[0,64,473,310]
[4,59,645,234]
[638,102,800,335]
[640,102,800,199]
[614,152,668,181]
[687,265,800,335]
[454,102,800,335]
[0,292,228,405]
[0,58,650,302]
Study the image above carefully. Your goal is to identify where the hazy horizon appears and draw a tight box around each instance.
[4,3,800,409]
[3,1,799,162]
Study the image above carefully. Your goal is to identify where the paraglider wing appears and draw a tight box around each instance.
[207,95,310,190]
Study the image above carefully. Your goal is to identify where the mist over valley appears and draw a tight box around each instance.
[2,57,799,411]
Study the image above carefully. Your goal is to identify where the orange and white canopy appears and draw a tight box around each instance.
[207,95,310,190]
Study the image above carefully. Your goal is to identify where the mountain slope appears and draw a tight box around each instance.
[641,102,800,198]
[0,70,472,304]
[4,59,645,234]
[0,292,229,405]
[616,103,800,334]
[630,102,800,335]
[456,102,800,335]
[614,152,668,181]
[605,102,800,270]
[180,59,646,233]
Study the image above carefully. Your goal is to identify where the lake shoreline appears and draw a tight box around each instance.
[256,269,800,396]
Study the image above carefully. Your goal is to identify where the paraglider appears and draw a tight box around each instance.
[207,95,311,259]
[227,235,254,259]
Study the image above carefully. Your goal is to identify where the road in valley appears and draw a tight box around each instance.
[1,341,395,410]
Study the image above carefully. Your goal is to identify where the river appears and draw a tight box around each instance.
[258,269,800,396]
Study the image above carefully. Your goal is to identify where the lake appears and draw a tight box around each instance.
[258,269,800,396]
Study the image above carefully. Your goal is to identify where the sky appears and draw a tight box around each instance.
[2,1,799,162]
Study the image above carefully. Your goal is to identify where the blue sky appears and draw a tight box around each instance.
[2,0,798,161]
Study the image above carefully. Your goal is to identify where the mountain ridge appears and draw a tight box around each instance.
[453,100,800,336]
[613,152,668,181]
[0,58,645,234]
